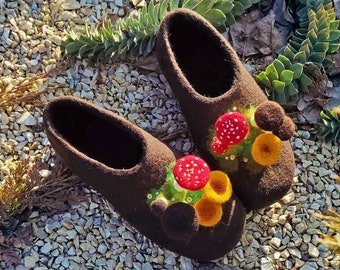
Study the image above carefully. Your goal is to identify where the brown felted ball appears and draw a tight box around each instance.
[161,202,199,241]
[273,116,295,141]
[150,199,168,218]
[254,101,285,131]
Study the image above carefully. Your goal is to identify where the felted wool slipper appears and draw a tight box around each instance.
[43,96,246,261]
[156,9,295,211]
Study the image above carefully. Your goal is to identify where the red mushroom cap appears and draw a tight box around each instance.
[173,155,210,191]
[211,137,229,155]
[215,112,249,145]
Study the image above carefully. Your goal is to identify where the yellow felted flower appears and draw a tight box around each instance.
[194,198,222,227]
[251,133,282,166]
[203,171,232,204]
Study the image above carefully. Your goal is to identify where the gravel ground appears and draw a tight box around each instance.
[0,0,340,269]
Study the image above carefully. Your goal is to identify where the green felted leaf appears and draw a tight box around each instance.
[299,44,311,56]
[307,29,317,45]
[330,20,339,31]
[280,70,294,84]
[225,12,236,26]
[193,0,215,15]
[328,43,340,54]
[146,36,156,54]
[318,18,330,32]
[271,89,287,105]
[295,28,308,38]
[182,0,200,9]
[159,0,169,20]
[301,39,313,51]
[232,1,245,16]
[294,51,307,63]
[313,42,329,52]
[287,82,299,96]
[328,30,340,41]
[65,42,82,56]
[202,9,226,27]
[322,57,334,69]
[308,51,326,63]
[308,20,317,32]
[213,0,234,14]
[78,35,92,44]
[147,1,156,24]
[272,80,285,93]
[170,0,180,9]
[318,28,330,41]
[236,0,252,9]
[290,63,304,79]
[298,73,313,92]
[273,59,285,74]
[283,46,295,62]
[292,35,305,45]
[290,40,302,51]
[266,63,279,81]
[320,111,331,121]
[79,44,93,56]
[277,55,292,69]
[255,72,271,88]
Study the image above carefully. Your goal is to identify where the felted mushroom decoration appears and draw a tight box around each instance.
[211,112,250,155]
[173,155,210,191]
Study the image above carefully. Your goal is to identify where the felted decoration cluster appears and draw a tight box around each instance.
[147,155,234,240]
[210,101,295,168]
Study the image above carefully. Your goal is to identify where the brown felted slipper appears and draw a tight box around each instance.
[156,9,295,211]
[43,96,246,261]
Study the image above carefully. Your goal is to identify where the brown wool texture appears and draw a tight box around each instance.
[43,96,246,261]
[156,8,295,211]
[254,101,285,131]
[273,116,296,141]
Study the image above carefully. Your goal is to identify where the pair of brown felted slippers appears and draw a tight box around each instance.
[43,8,295,261]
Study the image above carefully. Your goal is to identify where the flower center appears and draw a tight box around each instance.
[211,180,226,194]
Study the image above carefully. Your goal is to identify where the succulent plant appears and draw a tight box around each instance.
[256,0,340,105]
[317,105,340,142]
[62,0,258,61]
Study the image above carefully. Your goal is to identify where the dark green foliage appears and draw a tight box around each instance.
[256,0,340,105]
[62,0,259,61]
[317,105,340,142]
